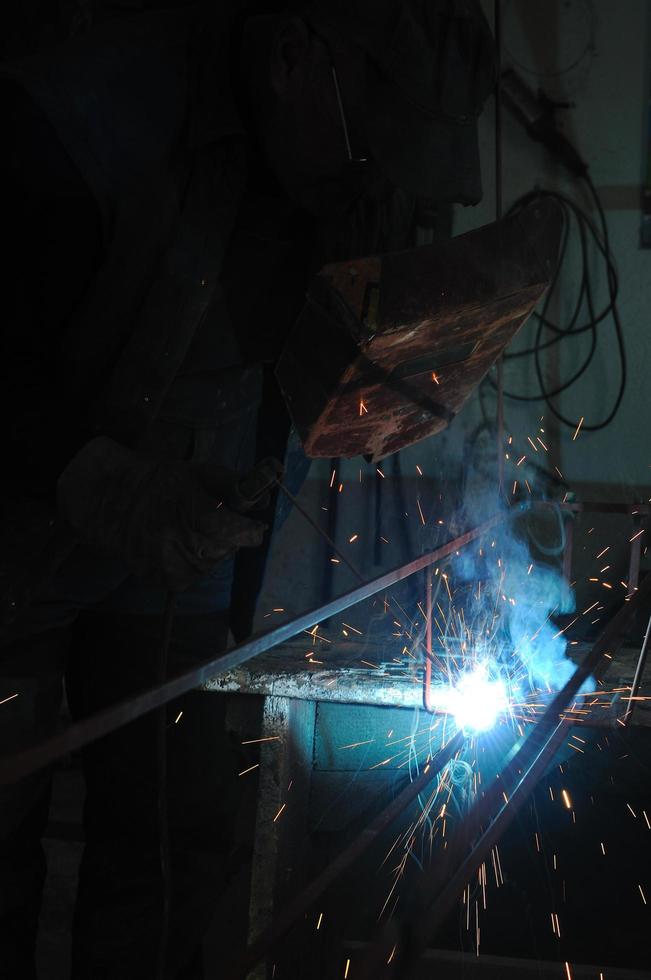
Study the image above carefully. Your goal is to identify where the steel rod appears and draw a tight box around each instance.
[225,730,465,980]
[354,570,651,978]
[0,516,502,786]
[423,568,434,711]
[495,0,504,495]
[623,610,651,726]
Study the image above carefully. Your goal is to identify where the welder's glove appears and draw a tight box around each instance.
[57,436,284,592]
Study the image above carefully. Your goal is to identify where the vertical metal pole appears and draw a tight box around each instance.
[423,568,434,712]
[494,0,505,495]
[628,516,644,593]
[623,611,651,726]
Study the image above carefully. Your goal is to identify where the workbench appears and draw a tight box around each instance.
[202,632,650,979]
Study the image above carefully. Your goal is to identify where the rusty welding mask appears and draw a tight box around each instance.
[276,197,563,461]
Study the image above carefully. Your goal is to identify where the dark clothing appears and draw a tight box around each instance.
[0,5,254,634]
[0,6,313,976]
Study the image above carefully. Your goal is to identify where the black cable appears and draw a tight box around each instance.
[485,181,626,431]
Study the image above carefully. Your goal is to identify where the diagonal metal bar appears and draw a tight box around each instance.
[0,516,502,786]
[354,569,651,979]
[224,730,465,980]
[623,610,651,726]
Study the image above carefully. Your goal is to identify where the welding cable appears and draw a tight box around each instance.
[486,181,625,432]
[156,590,176,980]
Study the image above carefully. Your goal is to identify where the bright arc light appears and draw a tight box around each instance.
[434,663,508,734]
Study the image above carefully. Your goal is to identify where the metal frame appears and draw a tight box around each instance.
[221,566,649,979]
[0,516,502,786]
[355,570,651,979]
[2,500,646,978]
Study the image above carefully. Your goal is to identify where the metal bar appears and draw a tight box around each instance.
[555,501,650,515]
[355,570,651,978]
[627,515,644,593]
[225,730,465,980]
[623,611,651,726]
[0,516,502,786]
[494,0,504,497]
[423,568,434,712]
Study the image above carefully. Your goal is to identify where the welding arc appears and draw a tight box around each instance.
[0,517,502,786]
[353,570,651,979]
[223,730,465,980]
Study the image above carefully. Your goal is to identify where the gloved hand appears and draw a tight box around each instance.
[57,436,284,591]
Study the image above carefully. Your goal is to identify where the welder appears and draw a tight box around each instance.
[0,1,496,976]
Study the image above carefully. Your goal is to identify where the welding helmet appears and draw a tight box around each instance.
[276,198,563,460]
[306,0,497,205]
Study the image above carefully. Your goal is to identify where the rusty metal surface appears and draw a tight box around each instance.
[277,198,563,460]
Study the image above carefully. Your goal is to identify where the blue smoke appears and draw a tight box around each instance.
[450,486,577,695]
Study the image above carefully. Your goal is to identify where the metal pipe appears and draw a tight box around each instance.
[0,516,502,786]
[224,730,465,980]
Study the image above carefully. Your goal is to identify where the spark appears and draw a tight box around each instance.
[428,663,508,733]
[174,710,183,724]
[238,763,259,776]
[572,416,584,440]
[0,693,19,706]
[273,803,286,822]
[341,622,363,634]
